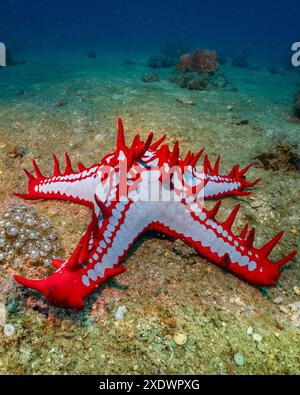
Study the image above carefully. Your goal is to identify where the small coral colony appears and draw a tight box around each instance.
[10,119,296,310]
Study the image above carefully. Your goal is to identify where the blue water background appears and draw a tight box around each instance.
[0,0,299,62]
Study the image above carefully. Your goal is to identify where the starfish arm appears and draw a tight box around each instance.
[14,198,150,309]
[150,200,295,286]
[14,198,296,309]
[14,154,100,207]
[202,162,260,200]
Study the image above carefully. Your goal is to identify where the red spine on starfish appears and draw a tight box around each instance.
[13,119,296,309]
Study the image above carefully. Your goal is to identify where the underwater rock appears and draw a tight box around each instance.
[141,72,160,83]
[190,49,219,73]
[255,143,299,172]
[175,97,196,106]
[159,40,189,65]
[16,89,25,96]
[0,203,62,268]
[207,73,227,88]
[169,71,207,90]
[169,69,227,91]
[186,78,208,91]
[147,40,189,69]
[170,49,225,90]
[147,55,172,69]
[7,144,28,159]
[231,118,249,126]
[177,53,192,72]
[173,73,197,90]
[177,49,219,74]
[56,99,66,108]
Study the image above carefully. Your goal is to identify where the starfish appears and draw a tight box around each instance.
[14,119,296,309]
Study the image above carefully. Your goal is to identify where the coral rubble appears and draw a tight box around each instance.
[141,72,160,83]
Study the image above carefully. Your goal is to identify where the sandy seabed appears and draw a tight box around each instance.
[0,53,299,374]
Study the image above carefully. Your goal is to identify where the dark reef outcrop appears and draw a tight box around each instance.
[177,49,219,74]
[141,72,160,83]
[147,55,172,69]
[169,70,227,90]
[147,40,189,69]
[255,143,300,172]
[168,48,226,91]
